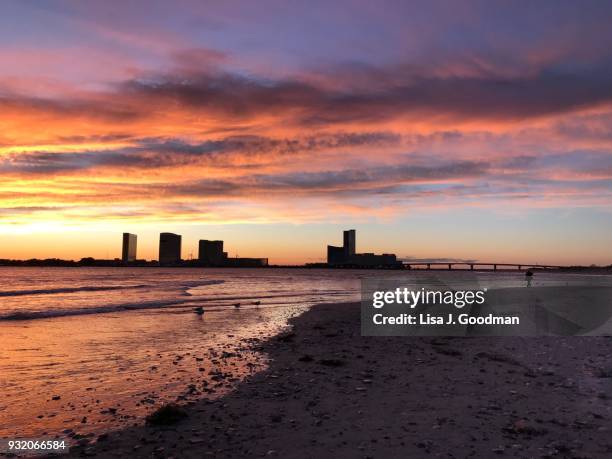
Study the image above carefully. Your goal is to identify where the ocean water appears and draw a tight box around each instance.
[0,267,609,440]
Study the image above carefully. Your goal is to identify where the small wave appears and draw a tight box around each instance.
[0,299,191,321]
[0,280,225,299]
[184,290,351,303]
[182,279,226,295]
[182,280,225,287]
[0,284,151,298]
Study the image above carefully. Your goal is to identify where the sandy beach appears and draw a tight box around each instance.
[65,301,612,458]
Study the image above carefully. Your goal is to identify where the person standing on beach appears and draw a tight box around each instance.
[525,269,534,287]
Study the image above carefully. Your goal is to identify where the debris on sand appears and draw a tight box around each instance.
[276,331,296,342]
[503,419,547,436]
[318,358,346,367]
[145,404,188,426]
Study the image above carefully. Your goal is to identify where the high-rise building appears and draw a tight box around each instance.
[327,229,399,267]
[327,245,345,265]
[122,233,137,262]
[159,233,182,265]
[343,229,356,258]
[198,240,225,265]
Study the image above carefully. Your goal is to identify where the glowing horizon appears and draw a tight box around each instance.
[0,1,611,265]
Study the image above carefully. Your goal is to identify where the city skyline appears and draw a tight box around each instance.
[0,1,611,265]
[1,224,608,267]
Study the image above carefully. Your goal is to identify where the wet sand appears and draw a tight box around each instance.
[68,301,612,458]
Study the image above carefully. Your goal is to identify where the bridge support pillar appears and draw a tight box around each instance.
[470,264,474,270]
[427,263,430,270]
[518,265,522,271]
[493,264,497,271]
[448,263,452,270]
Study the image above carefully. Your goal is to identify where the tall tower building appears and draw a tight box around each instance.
[343,229,356,258]
[159,233,182,265]
[122,233,137,262]
[198,240,225,265]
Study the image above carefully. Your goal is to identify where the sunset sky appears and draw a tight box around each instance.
[1,0,611,265]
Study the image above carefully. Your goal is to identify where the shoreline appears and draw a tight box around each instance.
[1,265,611,274]
[65,301,612,458]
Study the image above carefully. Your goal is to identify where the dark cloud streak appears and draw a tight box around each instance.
[4,58,612,127]
[120,65,612,124]
[0,132,401,174]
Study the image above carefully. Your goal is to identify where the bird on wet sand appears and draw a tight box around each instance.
[194,307,204,315]
[233,302,241,308]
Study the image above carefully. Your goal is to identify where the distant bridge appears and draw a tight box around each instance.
[399,261,564,271]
